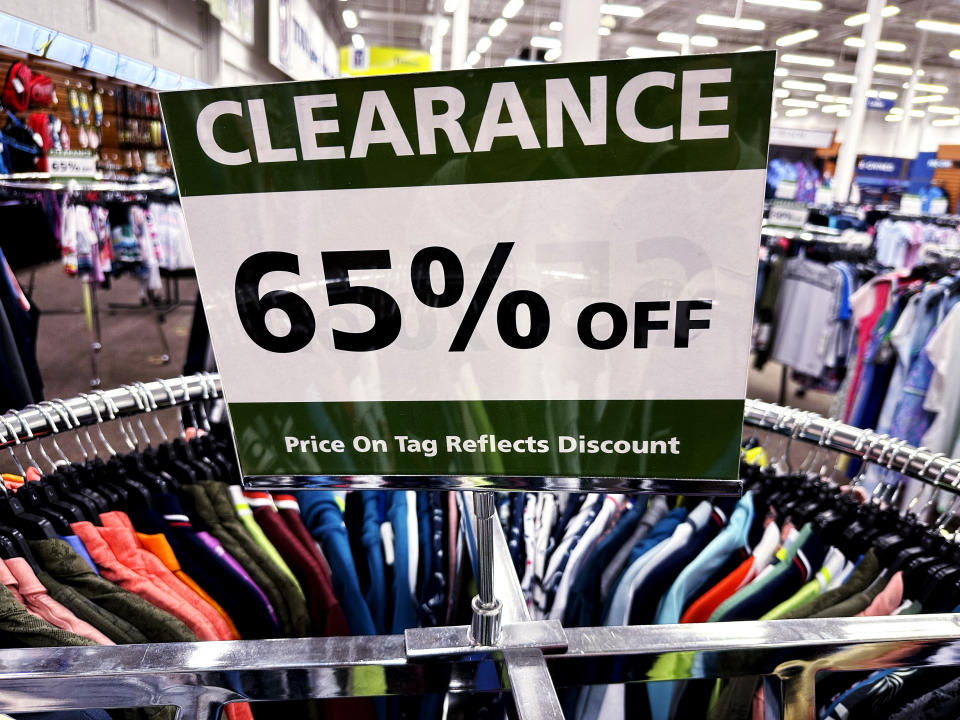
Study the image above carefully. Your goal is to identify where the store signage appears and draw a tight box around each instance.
[866,97,895,111]
[767,201,809,229]
[267,0,339,80]
[339,46,433,76]
[856,155,905,178]
[47,150,98,179]
[160,51,774,483]
[928,158,955,170]
[768,126,833,149]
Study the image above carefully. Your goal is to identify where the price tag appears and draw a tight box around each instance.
[767,201,809,229]
[47,150,98,179]
[775,179,797,200]
[161,52,775,484]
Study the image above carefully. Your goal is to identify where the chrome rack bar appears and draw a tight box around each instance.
[0,374,221,444]
[744,398,960,491]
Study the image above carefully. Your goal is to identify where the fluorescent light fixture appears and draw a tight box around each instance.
[502,0,524,18]
[835,97,853,104]
[626,46,679,57]
[505,58,537,66]
[489,18,507,36]
[874,63,913,76]
[697,14,765,30]
[867,89,898,99]
[785,108,809,117]
[822,104,845,113]
[598,27,611,35]
[782,53,834,67]
[774,88,790,98]
[741,45,765,52]
[600,3,644,18]
[911,94,945,103]
[777,29,818,46]
[342,9,358,28]
[929,105,960,114]
[549,21,563,31]
[690,35,718,47]
[816,93,834,102]
[775,67,789,76]
[916,19,960,36]
[823,72,857,83]
[351,33,364,49]
[892,108,926,117]
[443,0,458,11]
[746,0,822,11]
[884,114,902,122]
[657,31,689,45]
[476,36,492,53]
[784,79,827,91]
[782,98,819,108]
[845,5,899,25]
[467,50,481,65]
[530,35,561,49]
[932,118,960,126]
[950,49,960,60]
[544,47,561,61]
[844,37,906,52]
[913,83,949,93]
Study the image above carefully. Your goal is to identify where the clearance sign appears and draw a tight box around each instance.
[161,52,774,484]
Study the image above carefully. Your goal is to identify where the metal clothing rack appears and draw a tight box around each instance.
[1,389,960,720]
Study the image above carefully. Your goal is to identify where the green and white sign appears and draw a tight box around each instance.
[160,52,774,482]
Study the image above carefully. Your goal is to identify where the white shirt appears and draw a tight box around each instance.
[922,305,960,458]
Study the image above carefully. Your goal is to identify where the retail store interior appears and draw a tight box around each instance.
[1,0,960,719]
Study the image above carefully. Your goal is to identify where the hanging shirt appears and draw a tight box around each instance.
[229,487,303,592]
[600,496,669,600]
[921,304,960,457]
[534,495,602,619]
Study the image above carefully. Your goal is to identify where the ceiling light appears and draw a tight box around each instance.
[775,67,789,76]
[544,47,561,61]
[823,72,857,83]
[697,14,765,30]
[868,89,898,99]
[549,21,563,31]
[929,105,960,114]
[777,29,818,46]
[844,38,906,52]
[740,45,765,52]
[816,93,834,102]
[845,5,899,25]
[784,79,827,91]
[822,104,844,113]
[891,107,926,117]
[600,3,644,17]
[530,35,560,49]
[626,46,679,58]
[657,31,689,45]
[911,94,945,104]
[342,9,358,28]
[785,108,809,117]
[502,0,524,19]
[489,18,507,36]
[950,49,960,60]
[885,114,902,122]
[916,19,960,36]
[443,0,459,11]
[932,118,960,126]
[912,83,949,93]
[782,98,819,108]
[874,63,914,76]
[781,53,834,67]
[467,50,481,65]
[746,0,822,11]
[834,97,852,104]
[476,36,492,53]
[351,33,364,49]
[690,35,718,47]
[504,58,537,66]
[774,88,790,98]
[598,26,611,35]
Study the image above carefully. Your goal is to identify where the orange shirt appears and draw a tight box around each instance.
[681,556,754,624]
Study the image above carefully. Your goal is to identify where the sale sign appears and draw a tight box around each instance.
[161,52,774,482]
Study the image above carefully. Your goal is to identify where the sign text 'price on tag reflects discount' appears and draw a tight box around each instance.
[161,52,774,483]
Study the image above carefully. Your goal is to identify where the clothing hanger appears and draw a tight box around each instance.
[0,422,44,567]
[50,398,110,515]
[117,384,167,497]
[36,401,98,523]
[0,414,56,541]
[15,406,80,532]
[73,393,119,511]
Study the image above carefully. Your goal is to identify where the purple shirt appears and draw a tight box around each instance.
[196,530,278,625]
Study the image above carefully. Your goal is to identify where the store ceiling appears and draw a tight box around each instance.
[337,0,960,123]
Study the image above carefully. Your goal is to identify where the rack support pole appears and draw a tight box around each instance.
[469,491,502,645]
